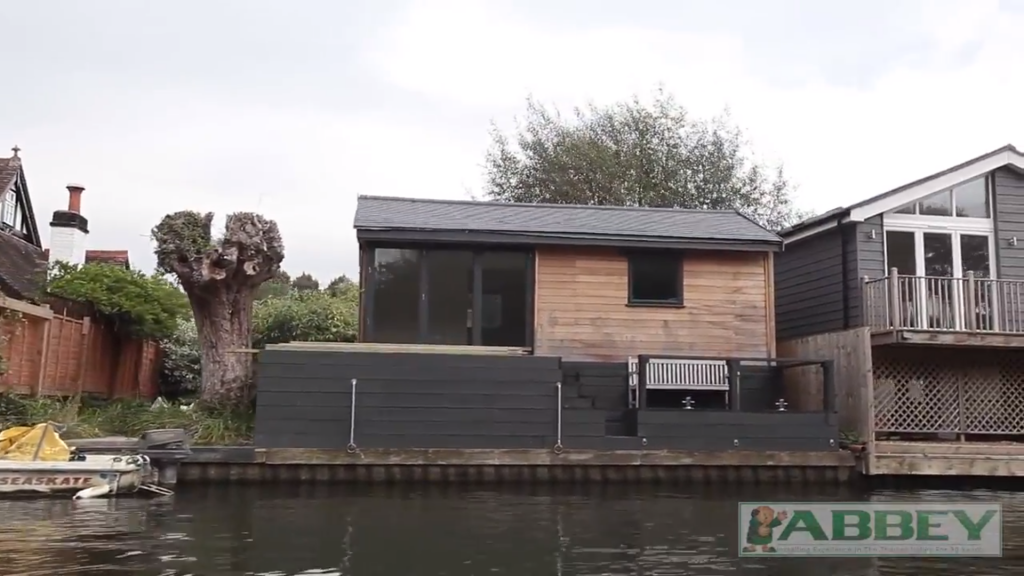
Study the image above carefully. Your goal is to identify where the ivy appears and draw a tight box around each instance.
[46,262,190,340]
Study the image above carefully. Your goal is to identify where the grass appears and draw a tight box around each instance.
[0,393,253,446]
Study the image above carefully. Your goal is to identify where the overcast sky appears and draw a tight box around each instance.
[5,0,1023,281]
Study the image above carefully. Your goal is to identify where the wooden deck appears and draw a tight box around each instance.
[870,329,1024,348]
[867,441,1024,476]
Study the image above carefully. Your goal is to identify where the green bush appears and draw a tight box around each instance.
[159,318,202,397]
[252,284,359,348]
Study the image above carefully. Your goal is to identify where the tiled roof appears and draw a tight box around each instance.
[85,250,130,269]
[354,196,781,245]
[0,232,46,301]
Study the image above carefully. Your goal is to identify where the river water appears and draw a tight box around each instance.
[0,484,1019,575]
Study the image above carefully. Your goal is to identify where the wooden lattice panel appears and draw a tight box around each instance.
[873,348,1024,435]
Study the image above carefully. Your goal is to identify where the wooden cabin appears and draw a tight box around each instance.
[353,196,783,361]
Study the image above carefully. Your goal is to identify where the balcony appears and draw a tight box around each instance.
[863,269,1024,347]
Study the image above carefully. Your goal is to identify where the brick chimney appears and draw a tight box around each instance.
[49,183,89,265]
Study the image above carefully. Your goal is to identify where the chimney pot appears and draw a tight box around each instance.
[66,183,85,213]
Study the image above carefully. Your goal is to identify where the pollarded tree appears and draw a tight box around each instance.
[152,211,284,407]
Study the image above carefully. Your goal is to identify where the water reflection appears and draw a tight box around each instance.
[0,484,1019,575]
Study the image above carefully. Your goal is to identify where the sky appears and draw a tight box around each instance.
[5,0,1024,282]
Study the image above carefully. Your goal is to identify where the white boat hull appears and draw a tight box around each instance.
[0,455,152,496]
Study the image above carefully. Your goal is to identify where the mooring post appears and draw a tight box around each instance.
[347,378,358,453]
[553,381,563,454]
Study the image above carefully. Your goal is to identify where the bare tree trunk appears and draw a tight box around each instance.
[193,288,254,407]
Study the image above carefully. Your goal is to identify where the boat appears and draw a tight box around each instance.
[0,423,187,499]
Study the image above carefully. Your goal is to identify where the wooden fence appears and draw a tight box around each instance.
[778,327,874,443]
[0,296,160,399]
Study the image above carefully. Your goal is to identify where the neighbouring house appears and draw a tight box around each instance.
[0,146,46,300]
[0,146,156,398]
[353,195,783,360]
[775,144,1024,470]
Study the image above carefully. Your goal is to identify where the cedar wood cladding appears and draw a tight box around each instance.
[534,247,775,360]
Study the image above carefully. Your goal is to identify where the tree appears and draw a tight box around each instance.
[291,272,320,292]
[326,274,354,296]
[484,90,808,231]
[152,211,284,407]
[256,270,291,301]
[46,262,189,339]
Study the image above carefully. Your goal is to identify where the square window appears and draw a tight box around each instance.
[628,253,682,305]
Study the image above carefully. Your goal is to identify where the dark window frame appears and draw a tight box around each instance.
[626,251,684,307]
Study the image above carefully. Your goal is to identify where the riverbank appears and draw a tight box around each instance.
[0,394,253,445]
[178,446,857,484]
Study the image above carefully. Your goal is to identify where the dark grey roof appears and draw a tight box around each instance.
[354,196,781,247]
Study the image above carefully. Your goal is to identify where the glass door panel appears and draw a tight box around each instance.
[960,234,996,330]
[478,251,529,347]
[885,231,919,328]
[923,232,956,329]
[370,249,421,343]
[425,250,474,345]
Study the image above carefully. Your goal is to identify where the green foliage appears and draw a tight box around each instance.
[158,318,201,397]
[252,284,359,348]
[0,393,252,446]
[46,262,190,339]
[485,89,811,231]
[326,274,354,296]
[151,211,215,276]
[256,270,292,301]
[291,272,320,292]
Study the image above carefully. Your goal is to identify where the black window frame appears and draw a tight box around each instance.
[626,251,684,307]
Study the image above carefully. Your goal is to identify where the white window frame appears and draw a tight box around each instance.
[0,189,17,227]
[883,221,997,331]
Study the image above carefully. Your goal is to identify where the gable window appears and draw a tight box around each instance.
[627,253,683,305]
[1,189,18,228]
[891,177,990,218]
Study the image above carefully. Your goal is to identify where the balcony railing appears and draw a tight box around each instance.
[864,268,1024,334]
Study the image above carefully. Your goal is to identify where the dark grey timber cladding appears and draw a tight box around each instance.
[853,215,885,327]
[255,351,562,450]
[994,168,1024,281]
[561,362,628,411]
[636,410,838,451]
[775,228,845,339]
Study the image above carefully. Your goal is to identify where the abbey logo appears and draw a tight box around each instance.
[738,502,1002,557]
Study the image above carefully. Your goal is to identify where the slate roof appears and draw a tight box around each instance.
[0,153,46,300]
[0,232,46,300]
[354,196,781,247]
